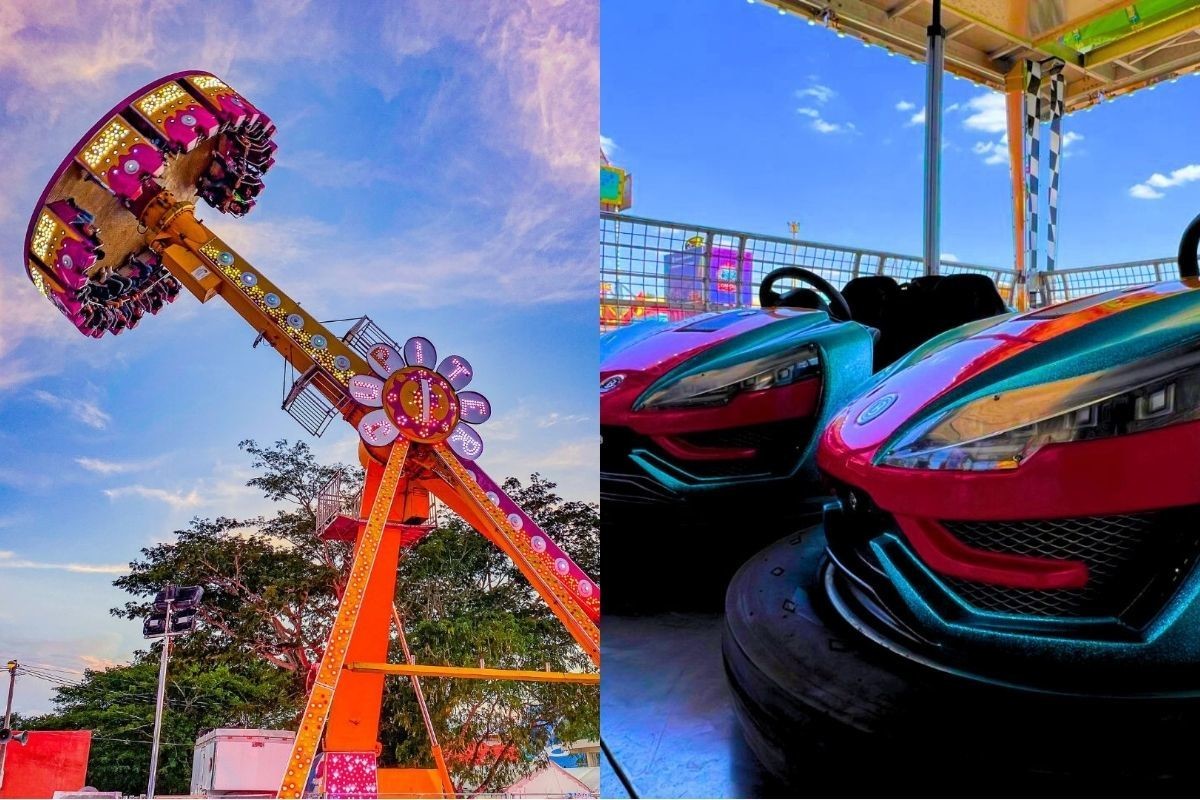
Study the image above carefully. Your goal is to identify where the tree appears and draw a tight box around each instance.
[19,440,598,795]
[111,441,359,694]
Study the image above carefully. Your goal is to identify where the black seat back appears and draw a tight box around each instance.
[842,276,900,330]
[869,273,1006,369]
[931,273,1007,331]
[875,275,943,368]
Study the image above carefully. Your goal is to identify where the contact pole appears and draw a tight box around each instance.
[922,0,946,275]
[147,600,172,798]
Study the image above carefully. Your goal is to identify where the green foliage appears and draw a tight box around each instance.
[383,474,600,793]
[17,659,291,796]
[17,441,598,795]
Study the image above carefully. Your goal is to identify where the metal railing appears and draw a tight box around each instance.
[1037,257,1178,305]
[600,212,1180,330]
[601,213,1017,330]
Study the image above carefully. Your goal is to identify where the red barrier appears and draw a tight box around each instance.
[0,731,91,799]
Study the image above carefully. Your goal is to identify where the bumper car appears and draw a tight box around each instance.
[723,216,1200,789]
[600,266,1007,518]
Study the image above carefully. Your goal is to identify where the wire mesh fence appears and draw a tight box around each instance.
[600,213,1181,330]
[600,213,1017,331]
[1037,258,1179,305]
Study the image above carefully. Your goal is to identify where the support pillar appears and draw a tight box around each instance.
[922,0,946,276]
[1005,65,1029,309]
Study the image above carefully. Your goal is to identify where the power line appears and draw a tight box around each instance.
[21,662,86,676]
[91,737,193,747]
[15,667,81,687]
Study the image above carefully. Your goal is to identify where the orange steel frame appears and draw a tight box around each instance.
[135,190,600,799]
[1006,63,1028,311]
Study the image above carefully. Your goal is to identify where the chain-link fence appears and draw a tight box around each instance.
[600,213,1180,331]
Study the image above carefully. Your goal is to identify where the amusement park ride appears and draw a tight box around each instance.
[22,71,600,798]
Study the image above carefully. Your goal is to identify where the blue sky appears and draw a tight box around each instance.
[0,0,596,714]
[602,0,1200,268]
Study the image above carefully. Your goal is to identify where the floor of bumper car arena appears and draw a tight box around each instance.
[600,612,784,799]
[599,512,810,798]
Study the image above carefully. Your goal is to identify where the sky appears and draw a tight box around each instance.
[602,0,1200,268]
[0,0,597,715]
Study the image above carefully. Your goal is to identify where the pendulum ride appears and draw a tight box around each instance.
[21,71,600,799]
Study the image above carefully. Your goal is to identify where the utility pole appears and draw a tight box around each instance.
[0,660,17,790]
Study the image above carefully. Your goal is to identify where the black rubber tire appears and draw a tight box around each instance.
[723,528,1200,795]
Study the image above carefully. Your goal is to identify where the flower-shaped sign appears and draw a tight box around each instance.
[349,336,491,460]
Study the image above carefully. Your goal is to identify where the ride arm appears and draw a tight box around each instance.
[140,193,369,415]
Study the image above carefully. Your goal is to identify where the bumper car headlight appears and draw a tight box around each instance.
[636,344,819,410]
[879,346,1200,470]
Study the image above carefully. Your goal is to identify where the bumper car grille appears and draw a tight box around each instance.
[941,510,1200,620]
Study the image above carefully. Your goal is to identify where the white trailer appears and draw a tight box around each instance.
[190,729,296,797]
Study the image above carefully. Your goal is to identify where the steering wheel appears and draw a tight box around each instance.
[758,267,853,321]
[1178,212,1200,278]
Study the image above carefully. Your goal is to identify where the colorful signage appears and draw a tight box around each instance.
[600,165,632,211]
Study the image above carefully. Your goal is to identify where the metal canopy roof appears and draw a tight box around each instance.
[764,0,1200,110]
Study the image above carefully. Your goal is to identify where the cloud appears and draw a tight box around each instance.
[973,138,1009,166]
[79,655,120,671]
[1146,164,1200,188]
[537,412,590,428]
[0,551,125,575]
[32,390,112,430]
[971,128,1081,168]
[961,92,1007,133]
[214,207,595,308]
[941,253,960,262]
[536,439,597,470]
[1129,164,1200,199]
[380,1,597,189]
[0,273,81,392]
[600,134,618,158]
[811,118,849,134]
[892,100,925,127]
[277,149,401,189]
[76,456,165,475]
[1129,184,1165,200]
[793,79,853,134]
[103,485,203,510]
[798,107,854,135]
[796,84,835,103]
[0,358,58,392]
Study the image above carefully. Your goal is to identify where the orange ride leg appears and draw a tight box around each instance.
[278,441,410,799]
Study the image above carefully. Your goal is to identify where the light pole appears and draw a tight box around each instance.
[143,585,203,799]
